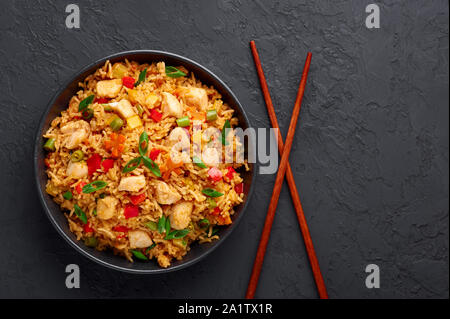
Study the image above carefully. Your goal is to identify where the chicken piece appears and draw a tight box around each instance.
[109,99,136,119]
[129,230,153,248]
[184,87,208,111]
[96,196,118,220]
[129,90,160,109]
[118,175,146,192]
[161,92,183,118]
[169,201,193,230]
[66,161,88,179]
[96,79,123,98]
[154,180,181,205]
[60,120,90,149]
[202,147,221,167]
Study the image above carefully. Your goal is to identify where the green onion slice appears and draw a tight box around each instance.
[208,197,217,208]
[199,218,210,229]
[176,116,190,127]
[221,120,231,145]
[74,204,88,224]
[70,150,84,162]
[134,68,147,87]
[82,180,108,194]
[165,229,190,240]
[145,243,157,253]
[142,156,161,177]
[192,156,207,168]
[122,157,142,173]
[202,188,224,197]
[82,108,94,120]
[138,131,149,156]
[210,227,220,237]
[78,95,95,112]
[165,66,186,78]
[145,221,158,231]
[206,109,217,121]
[165,217,171,234]
[43,138,56,152]
[157,216,166,234]
[84,237,98,247]
[136,104,144,116]
[63,191,73,200]
[131,250,148,261]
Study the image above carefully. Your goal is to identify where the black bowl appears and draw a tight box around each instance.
[34,50,256,274]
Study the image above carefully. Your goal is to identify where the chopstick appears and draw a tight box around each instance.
[245,44,318,299]
[248,41,328,299]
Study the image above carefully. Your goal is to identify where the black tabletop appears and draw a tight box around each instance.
[0,0,448,298]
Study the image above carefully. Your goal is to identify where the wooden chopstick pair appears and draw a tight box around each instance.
[246,41,328,299]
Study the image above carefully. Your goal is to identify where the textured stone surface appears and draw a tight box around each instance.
[0,0,448,298]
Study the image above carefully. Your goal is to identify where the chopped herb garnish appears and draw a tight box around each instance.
[131,250,148,261]
[74,204,88,224]
[78,95,95,112]
[202,188,224,197]
[165,66,186,78]
[82,180,107,194]
[134,68,147,87]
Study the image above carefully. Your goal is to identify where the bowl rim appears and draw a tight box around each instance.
[33,50,256,274]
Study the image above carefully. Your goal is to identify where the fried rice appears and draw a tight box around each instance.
[43,59,248,267]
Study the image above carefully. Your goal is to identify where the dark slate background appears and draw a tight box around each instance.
[0,0,448,299]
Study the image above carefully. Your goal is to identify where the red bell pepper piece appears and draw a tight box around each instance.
[84,222,94,233]
[75,181,87,194]
[94,97,110,104]
[129,193,146,205]
[234,183,244,194]
[207,167,223,182]
[87,153,102,175]
[122,76,135,89]
[211,207,221,216]
[101,159,114,172]
[149,148,161,161]
[225,167,235,180]
[124,205,139,219]
[112,225,129,233]
[150,109,163,122]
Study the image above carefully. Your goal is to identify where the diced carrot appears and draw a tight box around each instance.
[217,214,232,225]
[104,133,126,158]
